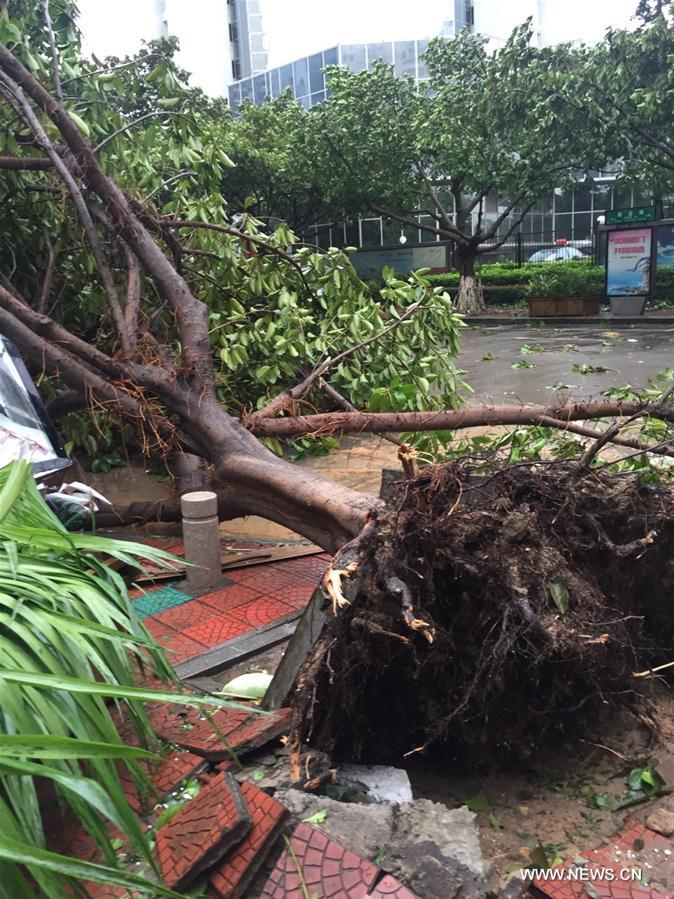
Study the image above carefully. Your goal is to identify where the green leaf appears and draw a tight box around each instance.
[302,809,328,824]
[464,790,489,812]
[0,735,156,760]
[548,582,570,615]
[0,837,184,897]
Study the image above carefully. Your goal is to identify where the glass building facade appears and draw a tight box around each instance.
[228,39,437,112]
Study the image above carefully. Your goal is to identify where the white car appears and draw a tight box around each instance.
[528,247,586,263]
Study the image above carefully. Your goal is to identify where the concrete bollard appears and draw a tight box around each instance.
[181,491,221,593]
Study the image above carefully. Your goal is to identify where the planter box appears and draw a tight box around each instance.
[527,295,601,317]
[610,296,647,316]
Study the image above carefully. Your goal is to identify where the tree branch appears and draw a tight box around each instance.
[0,155,52,170]
[93,111,187,155]
[0,43,214,390]
[42,0,63,101]
[252,298,425,419]
[320,378,403,447]
[37,229,56,314]
[246,400,674,438]
[162,218,318,301]
[0,68,130,352]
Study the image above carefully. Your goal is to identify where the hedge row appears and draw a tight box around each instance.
[426,260,674,303]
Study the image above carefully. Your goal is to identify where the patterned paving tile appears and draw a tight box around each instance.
[148,702,248,749]
[209,780,289,898]
[133,585,191,619]
[201,583,266,613]
[118,750,207,814]
[370,874,419,898]
[261,822,380,899]
[182,612,251,648]
[267,582,317,610]
[530,818,671,899]
[227,566,305,590]
[152,630,208,662]
[43,812,100,862]
[173,706,292,761]
[156,772,251,890]
[228,595,298,629]
[152,598,222,632]
[144,617,178,640]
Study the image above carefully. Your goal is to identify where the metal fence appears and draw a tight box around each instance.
[463,231,595,266]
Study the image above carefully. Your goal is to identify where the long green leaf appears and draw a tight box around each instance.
[0,837,184,897]
[0,734,156,760]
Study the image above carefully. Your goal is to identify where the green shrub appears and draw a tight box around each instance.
[426,260,674,302]
[525,265,604,297]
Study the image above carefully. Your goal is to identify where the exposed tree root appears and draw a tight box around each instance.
[292,462,674,766]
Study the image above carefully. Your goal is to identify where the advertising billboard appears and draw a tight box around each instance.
[351,245,447,280]
[606,228,653,297]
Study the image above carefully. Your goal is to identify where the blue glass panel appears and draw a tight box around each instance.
[253,73,266,104]
[293,56,309,97]
[280,64,293,92]
[309,52,324,93]
[323,46,338,67]
[341,44,366,72]
[367,42,393,67]
[394,41,416,77]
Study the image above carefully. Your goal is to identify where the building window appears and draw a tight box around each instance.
[231,59,241,81]
[394,41,416,78]
[293,57,309,98]
[228,83,241,110]
[416,40,429,79]
[253,74,266,104]
[279,64,293,93]
[323,47,338,67]
[309,52,324,94]
[340,45,367,73]
[367,43,393,67]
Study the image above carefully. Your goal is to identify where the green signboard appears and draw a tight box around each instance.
[606,205,656,225]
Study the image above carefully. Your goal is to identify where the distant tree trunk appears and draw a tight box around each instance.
[454,247,485,315]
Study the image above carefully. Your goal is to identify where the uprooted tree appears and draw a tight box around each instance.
[1,11,674,765]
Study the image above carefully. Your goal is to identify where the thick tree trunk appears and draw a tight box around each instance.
[454,251,485,315]
[190,400,377,552]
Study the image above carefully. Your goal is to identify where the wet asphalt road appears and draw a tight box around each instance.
[458,323,674,405]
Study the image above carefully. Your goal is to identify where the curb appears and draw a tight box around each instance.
[464,315,674,326]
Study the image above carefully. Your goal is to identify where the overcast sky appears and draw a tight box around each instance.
[76,0,639,86]
[260,0,638,67]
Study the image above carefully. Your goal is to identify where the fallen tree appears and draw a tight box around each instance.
[1,34,674,765]
[292,459,674,765]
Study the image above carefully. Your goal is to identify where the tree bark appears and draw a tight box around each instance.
[454,247,485,315]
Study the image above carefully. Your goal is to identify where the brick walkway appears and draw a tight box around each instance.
[131,541,330,663]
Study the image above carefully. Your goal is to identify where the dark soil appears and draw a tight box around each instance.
[292,462,674,766]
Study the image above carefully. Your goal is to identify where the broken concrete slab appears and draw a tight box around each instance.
[272,788,488,899]
[338,764,413,804]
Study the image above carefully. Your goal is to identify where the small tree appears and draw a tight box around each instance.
[220,95,333,235]
[309,23,599,313]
